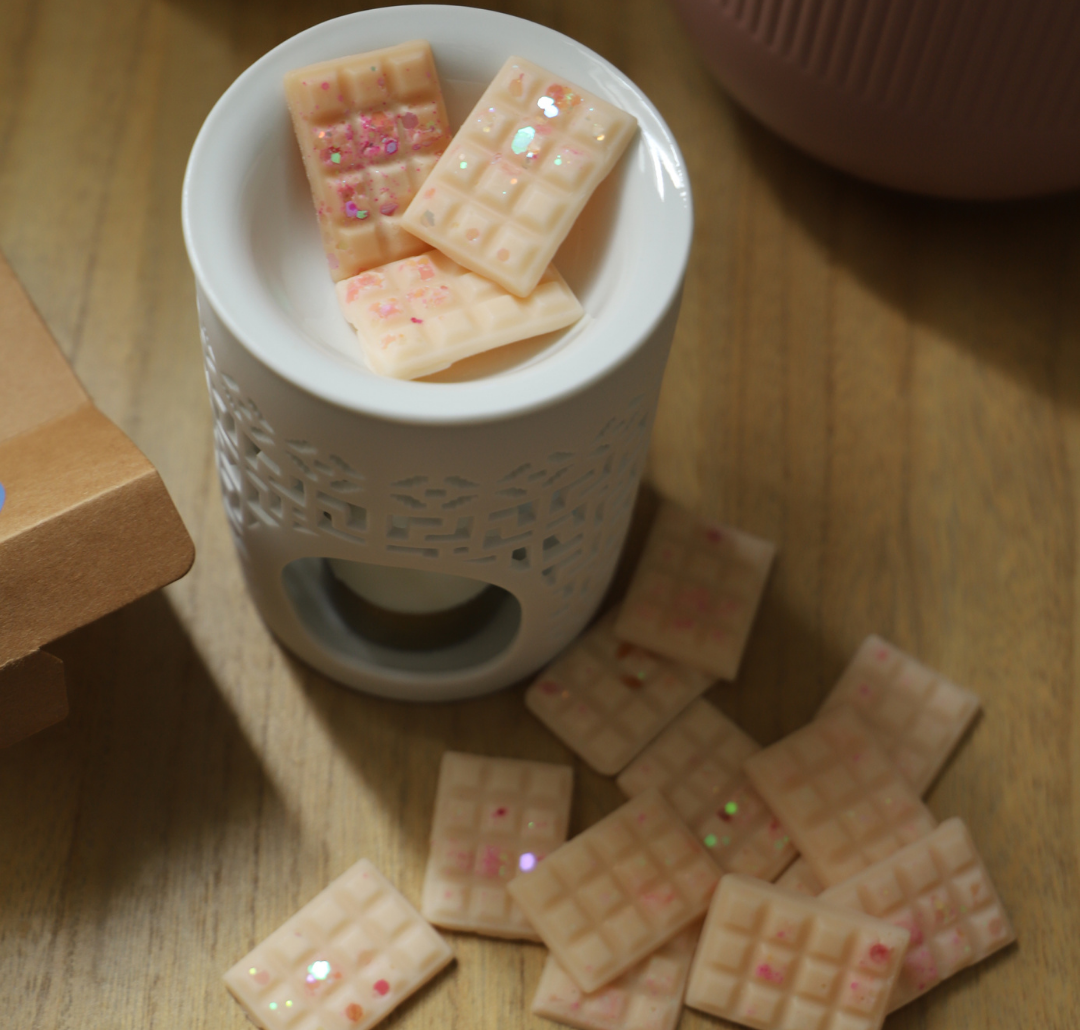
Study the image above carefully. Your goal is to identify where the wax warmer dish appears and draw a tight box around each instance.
[182,7,693,701]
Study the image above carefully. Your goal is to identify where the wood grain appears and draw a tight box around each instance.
[2,0,1079,1027]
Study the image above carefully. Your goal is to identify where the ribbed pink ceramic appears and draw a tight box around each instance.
[671,0,1080,198]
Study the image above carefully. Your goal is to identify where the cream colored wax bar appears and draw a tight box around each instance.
[685,874,910,1030]
[531,920,702,1030]
[507,789,719,993]
[613,501,776,680]
[616,700,795,880]
[336,249,582,379]
[285,41,451,282]
[774,858,823,898]
[819,635,981,795]
[744,706,937,888]
[421,751,573,940]
[524,610,714,776]
[223,858,452,1030]
[400,55,637,297]
[819,818,1015,1011]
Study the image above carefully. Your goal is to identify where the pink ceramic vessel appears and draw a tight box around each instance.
[671,0,1080,198]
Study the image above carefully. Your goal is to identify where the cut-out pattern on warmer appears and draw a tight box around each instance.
[203,335,651,628]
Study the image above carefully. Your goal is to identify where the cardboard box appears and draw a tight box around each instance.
[0,251,195,748]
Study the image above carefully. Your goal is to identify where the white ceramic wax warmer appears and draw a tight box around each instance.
[182,6,692,701]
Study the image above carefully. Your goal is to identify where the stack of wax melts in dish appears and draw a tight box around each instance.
[284,42,636,380]
[222,498,1015,1030]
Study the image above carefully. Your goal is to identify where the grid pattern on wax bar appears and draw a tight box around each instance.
[617,700,795,880]
[223,859,452,1030]
[820,818,1015,1011]
[524,610,714,776]
[744,706,937,889]
[507,789,719,993]
[685,875,910,1030]
[613,501,776,680]
[400,55,637,297]
[421,751,573,940]
[285,41,451,281]
[337,250,582,379]
[820,635,981,795]
[531,920,701,1030]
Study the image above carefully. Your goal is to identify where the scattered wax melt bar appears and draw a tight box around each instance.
[773,858,823,898]
[613,501,776,680]
[223,858,452,1030]
[400,55,637,298]
[617,699,795,880]
[819,818,1015,1011]
[744,706,937,888]
[524,610,714,776]
[531,920,702,1030]
[507,788,719,993]
[421,751,573,940]
[336,249,582,379]
[284,41,451,282]
[819,635,981,795]
[685,874,910,1030]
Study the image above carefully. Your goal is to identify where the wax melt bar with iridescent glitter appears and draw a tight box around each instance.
[421,751,573,940]
[616,699,795,880]
[524,610,714,776]
[613,502,776,680]
[819,818,1015,1011]
[400,55,637,297]
[223,858,452,1030]
[685,874,910,1030]
[285,41,451,282]
[336,249,582,379]
[507,789,719,993]
[744,706,937,889]
[531,920,702,1030]
[819,635,981,795]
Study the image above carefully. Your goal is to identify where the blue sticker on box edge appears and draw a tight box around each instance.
[0,481,5,514]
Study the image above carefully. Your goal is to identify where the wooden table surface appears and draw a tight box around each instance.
[3,0,1078,1027]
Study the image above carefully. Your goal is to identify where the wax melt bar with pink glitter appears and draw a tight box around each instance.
[819,818,1014,1011]
[507,788,719,993]
[531,920,702,1030]
[336,249,582,379]
[614,501,776,680]
[616,699,795,880]
[223,858,452,1030]
[401,55,637,297]
[685,874,910,1030]
[819,635,981,795]
[524,610,713,776]
[744,706,937,888]
[284,41,451,282]
[421,751,573,940]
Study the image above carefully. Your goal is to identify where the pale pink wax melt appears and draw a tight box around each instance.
[285,41,451,281]
[819,818,1015,1011]
[613,501,776,680]
[400,55,637,298]
[617,699,795,880]
[421,750,573,940]
[685,874,910,1030]
[744,706,937,888]
[223,858,453,1030]
[507,788,719,993]
[336,249,582,379]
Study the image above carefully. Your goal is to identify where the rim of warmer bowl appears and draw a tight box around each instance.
[181,5,693,426]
